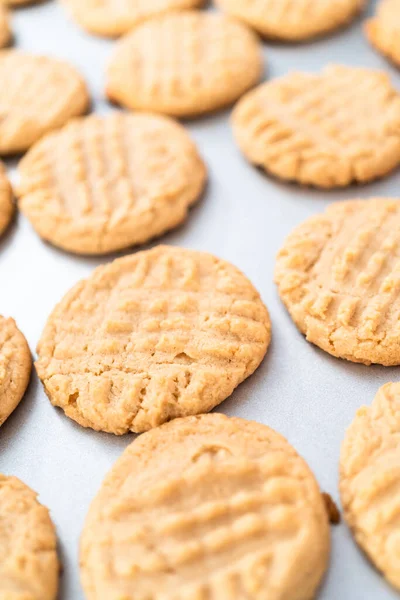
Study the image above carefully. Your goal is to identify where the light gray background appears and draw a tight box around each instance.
[0,1,398,598]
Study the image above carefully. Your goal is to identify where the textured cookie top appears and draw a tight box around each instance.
[0,51,89,155]
[36,246,271,434]
[106,11,263,117]
[340,383,400,590]
[64,0,205,37]
[275,198,400,365]
[17,113,206,255]
[0,474,59,600]
[366,0,400,67]
[81,413,330,600]
[0,5,10,48]
[232,65,400,188]
[0,161,13,237]
[216,0,366,41]
[0,316,31,426]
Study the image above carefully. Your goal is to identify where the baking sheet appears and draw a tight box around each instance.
[0,1,398,598]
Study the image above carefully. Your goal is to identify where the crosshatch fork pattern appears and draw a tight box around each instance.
[36,247,271,434]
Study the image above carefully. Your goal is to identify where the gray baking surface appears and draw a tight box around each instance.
[0,1,398,599]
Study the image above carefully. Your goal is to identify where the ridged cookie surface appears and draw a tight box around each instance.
[232,65,400,188]
[0,51,89,155]
[36,246,271,434]
[63,0,205,37]
[81,413,330,600]
[216,0,366,41]
[0,161,13,237]
[275,199,400,365]
[0,316,31,425]
[107,11,263,117]
[17,113,206,255]
[366,0,400,67]
[340,382,400,591]
[0,475,59,600]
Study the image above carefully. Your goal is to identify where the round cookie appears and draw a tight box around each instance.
[0,474,59,600]
[36,246,271,434]
[0,5,11,48]
[17,112,206,255]
[0,316,31,425]
[216,0,365,41]
[366,0,400,67]
[106,11,263,118]
[0,50,89,155]
[63,0,205,37]
[275,198,400,366]
[232,65,400,188]
[81,413,330,600]
[340,382,400,590]
[0,161,13,237]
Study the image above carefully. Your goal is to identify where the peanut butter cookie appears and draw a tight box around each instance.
[0,5,10,48]
[340,382,400,591]
[107,11,263,117]
[275,198,400,365]
[81,413,330,600]
[36,246,271,434]
[0,161,13,237]
[366,0,400,67]
[17,113,206,255]
[232,66,400,188]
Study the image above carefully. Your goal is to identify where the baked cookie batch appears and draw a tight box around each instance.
[1,1,400,599]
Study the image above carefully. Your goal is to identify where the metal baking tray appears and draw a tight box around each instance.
[0,1,398,598]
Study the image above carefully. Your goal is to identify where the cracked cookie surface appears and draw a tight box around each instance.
[216,0,365,41]
[232,65,400,188]
[0,474,59,600]
[0,161,13,237]
[106,11,263,118]
[80,413,330,600]
[63,0,205,37]
[366,0,400,67]
[17,113,206,255]
[340,382,400,590]
[0,316,31,425]
[36,246,271,434]
[275,199,400,365]
[0,50,89,155]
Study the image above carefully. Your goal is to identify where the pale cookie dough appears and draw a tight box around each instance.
[340,382,400,591]
[36,246,271,434]
[275,198,400,366]
[0,316,31,426]
[0,50,89,155]
[0,475,59,600]
[106,11,263,118]
[366,0,400,67]
[0,5,11,48]
[232,65,400,188]
[17,113,206,255]
[216,0,366,41]
[63,0,205,37]
[81,413,330,600]
[0,161,13,237]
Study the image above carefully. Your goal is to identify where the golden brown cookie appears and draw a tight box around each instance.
[0,161,13,237]
[81,413,330,600]
[36,246,271,434]
[63,0,205,37]
[0,474,59,600]
[0,5,11,48]
[366,0,400,67]
[216,0,366,41]
[17,112,206,255]
[0,316,31,426]
[0,50,89,155]
[340,382,400,591]
[275,198,400,366]
[1,0,42,5]
[106,11,263,118]
[232,65,400,188]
